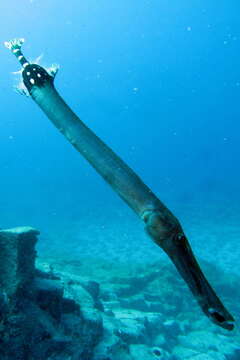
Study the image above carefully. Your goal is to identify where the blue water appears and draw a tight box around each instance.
[1,1,239,257]
[1,1,240,352]
[1,2,240,255]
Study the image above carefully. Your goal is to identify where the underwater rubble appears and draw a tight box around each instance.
[0,227,239,360]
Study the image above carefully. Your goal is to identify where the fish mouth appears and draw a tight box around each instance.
[164,234,234,330]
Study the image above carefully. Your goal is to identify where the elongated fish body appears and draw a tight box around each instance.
[5,39,234,330]
[26,73,171,218]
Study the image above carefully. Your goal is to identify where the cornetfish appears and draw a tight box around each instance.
[5,38,234,330]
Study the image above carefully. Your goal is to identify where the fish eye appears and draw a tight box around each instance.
[176,233,185,241]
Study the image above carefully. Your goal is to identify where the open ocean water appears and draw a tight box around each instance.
[0,1,240,359]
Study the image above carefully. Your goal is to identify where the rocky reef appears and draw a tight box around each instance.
[0,227,239,360]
